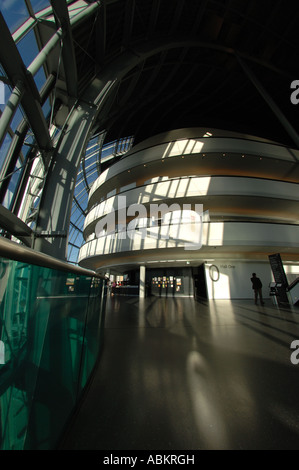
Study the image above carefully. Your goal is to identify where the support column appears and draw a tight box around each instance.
[33,78,117,259]
[139,265,146,298]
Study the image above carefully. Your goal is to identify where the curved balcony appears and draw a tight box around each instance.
[83,176,299,240]
[78,221,299,271]
[88,129,299,209]
[79,129,299,272]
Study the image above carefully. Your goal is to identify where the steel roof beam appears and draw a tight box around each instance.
[0,73,57,206]
[101,37,293,81]
[122,0,136,48]
[94,37,294,138]
[133,64,204,137]
[0,13,52,155]
[28,2,100,77]
[190,0,209,35]
[148,0,161,36]
[95,1,106,66]
[126,50,190,136]
[118,60,145,107]
[170,0,185,35]
[50,0,78,99]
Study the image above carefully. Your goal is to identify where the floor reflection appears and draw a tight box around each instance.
[60,296,299,450]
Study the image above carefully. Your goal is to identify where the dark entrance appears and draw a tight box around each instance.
[193,264,208,301]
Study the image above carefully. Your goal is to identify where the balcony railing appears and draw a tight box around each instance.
[0,237,107,450]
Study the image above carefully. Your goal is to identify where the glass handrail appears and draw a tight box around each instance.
[0,236,107,450]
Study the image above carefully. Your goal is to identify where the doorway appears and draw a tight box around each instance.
[193,264,208,301]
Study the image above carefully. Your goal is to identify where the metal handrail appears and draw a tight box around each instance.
[0,236,104,278]
[287,277,299,291]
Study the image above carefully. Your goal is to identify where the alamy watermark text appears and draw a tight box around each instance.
[94,196,209,251]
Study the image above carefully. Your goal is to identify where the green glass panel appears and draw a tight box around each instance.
[0,257,106,450]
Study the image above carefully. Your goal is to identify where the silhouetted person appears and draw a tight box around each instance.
[111,281,116,296]
[251,273,264,305]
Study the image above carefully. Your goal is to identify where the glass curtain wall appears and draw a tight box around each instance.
[0,1,134,264]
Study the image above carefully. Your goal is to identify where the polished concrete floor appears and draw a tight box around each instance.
[60,295,299,450]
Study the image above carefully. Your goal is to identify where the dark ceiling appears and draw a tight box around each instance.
[71,0,299,147]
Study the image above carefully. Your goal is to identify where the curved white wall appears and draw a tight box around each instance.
[88,132,299,207]
[83,176,299,238]
[78,128,299,299]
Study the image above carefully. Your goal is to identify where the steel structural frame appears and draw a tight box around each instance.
[1,1,298,262]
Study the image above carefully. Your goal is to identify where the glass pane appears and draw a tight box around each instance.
[1,0,29,33]
[34,66,47,95]
[0,78,7,110]
[68,244,79,265]
[10,106,25,134]
[42,97,51,118]
[29,0,49,14]
[16,28,39,68]
[0,78,11,110]
[0,256,107,450]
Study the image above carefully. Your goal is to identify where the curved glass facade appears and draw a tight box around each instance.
[0,1,133,264]
[68,133,134,264]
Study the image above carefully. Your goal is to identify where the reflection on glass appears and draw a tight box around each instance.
[30,0,49,14]
[16,29,39,68]
[1,0,29,33]
[0,256,107,449]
